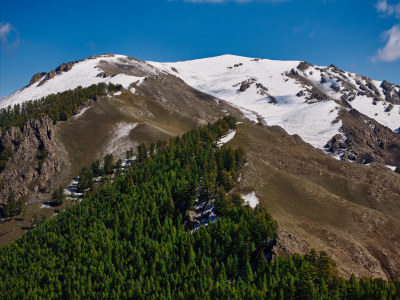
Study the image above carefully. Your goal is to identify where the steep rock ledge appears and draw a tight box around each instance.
[0,117,70,205]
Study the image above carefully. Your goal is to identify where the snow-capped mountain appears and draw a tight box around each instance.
[3,53,400,163]
[149,55,400,149]
[3,53,400,280]
[0,54,157,109]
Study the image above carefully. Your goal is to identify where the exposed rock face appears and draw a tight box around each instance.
[325,133,346,153]
[29,72,47,86]
[286,69,330,103]
[38,70,56,86]
[381,80,400,104]
[36,62,76,87]
[55,62,74,74]
[286,59,400,110]
[326,109,400,165]
[297,61,313,71]
[0,117,70,205]
[239,81,251,92]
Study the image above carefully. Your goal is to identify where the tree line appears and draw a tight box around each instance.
[0,83,122,130]
[0,83,122,174]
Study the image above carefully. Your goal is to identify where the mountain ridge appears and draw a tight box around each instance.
[3,53,400,165]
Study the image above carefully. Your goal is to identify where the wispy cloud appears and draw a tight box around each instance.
[372,24,400,62]
[372,1,400,62]
[0,22,20,56]
[376,0,400,18]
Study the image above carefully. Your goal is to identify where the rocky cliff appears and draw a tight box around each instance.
[0,117,70,205]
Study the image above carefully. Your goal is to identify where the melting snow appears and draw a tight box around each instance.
[241,191,259,208]
[73,106,91,119]
[217,130,236,146]
[386,165,397,171]
[40,202,53,209]
[105,122,138,154]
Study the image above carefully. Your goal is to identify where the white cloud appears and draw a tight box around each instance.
[372,24,400,62]
[372,1,400,62]
[0,22,20,53]
[0,23,13,42]
[376,0,400,18]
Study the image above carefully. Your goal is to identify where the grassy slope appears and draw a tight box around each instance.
[57,74,241,176]
[1,73,241,246]
[228,121,400,280]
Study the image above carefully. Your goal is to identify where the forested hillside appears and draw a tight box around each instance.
[0,83,121,174]
[0,82,122,130]
[0,117,398,299]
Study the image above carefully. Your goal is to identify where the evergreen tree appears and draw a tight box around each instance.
[103,154,114,174]
[77,167,94,192]
[51,185,65,206]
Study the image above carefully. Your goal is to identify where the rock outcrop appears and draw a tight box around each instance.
[381,80,400,104]
[297,61,313,71]
[325,109,400,165]
[29,72,47,86]
[0,117,70,205]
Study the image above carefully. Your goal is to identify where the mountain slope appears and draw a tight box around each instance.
[4,53,400,164]
[2,119,397,299]
[2,53,400,281]
[228,121,400,280]
[149,55,400,163]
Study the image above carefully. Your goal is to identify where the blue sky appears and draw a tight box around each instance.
[1,0,399,97]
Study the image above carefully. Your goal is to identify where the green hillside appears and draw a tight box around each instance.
[0,117,398,299]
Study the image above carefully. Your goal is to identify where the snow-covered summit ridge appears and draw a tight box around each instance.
[0,54,158,109]
[3,53,400,151]
[148,54,400,149]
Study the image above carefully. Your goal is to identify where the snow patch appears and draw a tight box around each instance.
[242,191,259,208]
[73,106,91,119]
[105,122,138,154]
[40,202,53,209]
[386,165,397,171]
[217,130,236,146]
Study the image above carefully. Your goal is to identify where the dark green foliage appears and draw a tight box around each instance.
[1,192,24,217]
[77,167,93,193]
[126,148,134,159]
[0,83,111,130]
[395,166,400,174]
[51,185,65,206]
[103,153,114,174]
[36,147,48,174]
[91,160,104,177]
[0,144,12,172]
[0,117,398,299]
[107,83,122,93]
[137,143,148,163]
[115,159,123,175]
